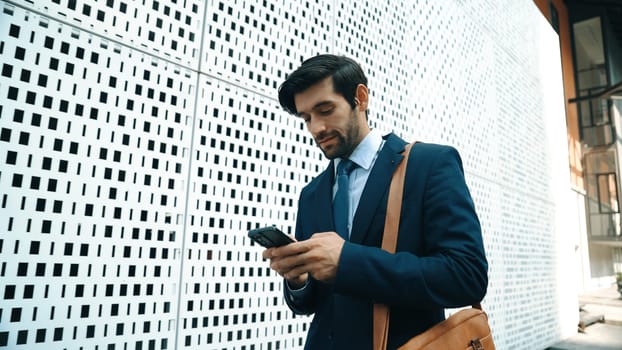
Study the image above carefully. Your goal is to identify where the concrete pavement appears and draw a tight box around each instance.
[547,284,622,350]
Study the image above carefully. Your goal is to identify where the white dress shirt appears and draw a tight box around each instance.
[333,128,385,238]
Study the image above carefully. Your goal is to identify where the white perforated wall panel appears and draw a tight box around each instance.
[0,0,576,349]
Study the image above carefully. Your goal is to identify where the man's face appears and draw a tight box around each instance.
[294,77,367,160]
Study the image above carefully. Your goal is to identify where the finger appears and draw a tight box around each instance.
[271,253,308,273]
[283,264,309,281]
[262,248,275,260]
[309,231,336,237]
[273,261,306,279]
[285,273,308,289]
[271,241,310,257]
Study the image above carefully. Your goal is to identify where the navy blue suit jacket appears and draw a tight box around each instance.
[285,133,488,349]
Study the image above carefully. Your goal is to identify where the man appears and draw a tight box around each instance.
[263,54,488,349]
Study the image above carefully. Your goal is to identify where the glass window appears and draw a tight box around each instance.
[597,173,619,213]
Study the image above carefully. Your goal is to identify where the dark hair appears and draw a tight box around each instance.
[278,54,368,115]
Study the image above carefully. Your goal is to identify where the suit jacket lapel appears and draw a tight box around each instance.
[349,134,406,244]
[309,162,336,235]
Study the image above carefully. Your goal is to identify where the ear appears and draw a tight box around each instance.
[354,84,369,112]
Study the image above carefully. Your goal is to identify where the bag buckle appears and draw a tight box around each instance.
[470,338,484,350]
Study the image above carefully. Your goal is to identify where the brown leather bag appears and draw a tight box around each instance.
[373,143,495,350]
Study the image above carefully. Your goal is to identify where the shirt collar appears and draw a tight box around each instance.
[334,129,383,172]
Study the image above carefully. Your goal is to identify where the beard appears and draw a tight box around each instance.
[316,109,361,160]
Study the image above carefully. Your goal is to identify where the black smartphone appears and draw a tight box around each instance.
[248,226,295,248]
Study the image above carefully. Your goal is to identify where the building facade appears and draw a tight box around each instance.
[535,0,622,289]
[0,0,577,349]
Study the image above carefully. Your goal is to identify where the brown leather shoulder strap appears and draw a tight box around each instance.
[373,142,414,350]
[381,142,413,254]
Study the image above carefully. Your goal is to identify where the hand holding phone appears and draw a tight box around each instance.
[248,226,295,248]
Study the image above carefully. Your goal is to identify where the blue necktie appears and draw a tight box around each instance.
[333,159,357,239]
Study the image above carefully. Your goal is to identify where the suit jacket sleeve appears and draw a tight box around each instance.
[334,144,488,308]
[283,189,320,315]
